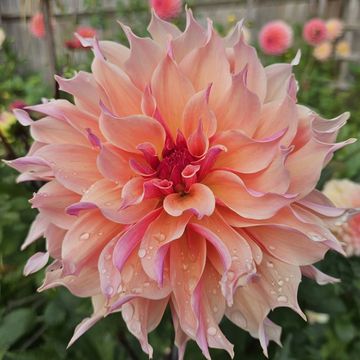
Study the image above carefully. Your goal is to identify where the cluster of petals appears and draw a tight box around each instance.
[323,179,360,257]
[8,9,354,360]
[258,20,293,55]
[336,40,351,58]
[150,0,182,20]
[65,26,97,50]
[303,18,328,46]
[29,12,46,38]
[325,18,343,41]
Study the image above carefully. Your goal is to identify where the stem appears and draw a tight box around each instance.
[118,329,140,360]
[41,0,59,99]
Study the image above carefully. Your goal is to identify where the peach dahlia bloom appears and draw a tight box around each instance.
[323,179,360,256]
[7,10,354,359]
[325,19,343,41]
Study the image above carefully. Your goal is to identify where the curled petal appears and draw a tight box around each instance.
[23,251,49,276]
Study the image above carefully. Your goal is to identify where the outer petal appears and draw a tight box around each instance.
[21,213,50,250]
[23,251,49,276]
[61,209,123,275]
[34,144,102,195]
[163,183,215,219]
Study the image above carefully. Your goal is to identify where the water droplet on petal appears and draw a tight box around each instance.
[227,271,235,281]
[101,268,107,274]
[269,245,276,251]
[278,280,284,286]
[153,232,166,242]
[144,281,150,287]
[182,263,189,271]
[79,232,90,240]
[207,327,217,336]
[138,248,146,258]
[267,261,274,268]
[105,285,114,296]
[285,277,290,282]
[188,277,197,291]
[277,295,288,303]
[105,254,111,261]
[213,306,218,313]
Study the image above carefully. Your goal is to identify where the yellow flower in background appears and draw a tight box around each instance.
[336,40,351,58]
[0,27,5,48]
[326,18,343,41]
[227,14,236,25]
[0,111,16,139]
[313,41,332,61]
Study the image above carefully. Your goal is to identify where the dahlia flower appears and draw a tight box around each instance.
[29,12,46,39]
[323,179,360,256]
[150,0,182,20]
[336,40,351,58]
[313,41,332,62]
[325,19,343,41]
[303,18,327,46]
[8,9,354,359]
[258,20,293,55]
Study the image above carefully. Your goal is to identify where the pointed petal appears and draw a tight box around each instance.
[23,251,49,276]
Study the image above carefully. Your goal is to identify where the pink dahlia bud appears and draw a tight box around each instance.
[303,18,328,46]
[150,0,182,20]
[325,18,343,41]
[7,8,355,359]
[29,12,46,39]
[65,26,97,50]
[258,20,293,55]
[323,179,360,257]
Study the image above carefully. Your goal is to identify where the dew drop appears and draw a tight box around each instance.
[144,281,150,287]
[212,288,217,295]
[132,287,143,294]
[207,327,217,336]
[138,248,146,258]
[269,245,276,251]
[188,277,197,290]
[105,201,113,207]
[232,255,239,261]
[231,311,247,328]
[105,254,111,261]
[277,295,288,303]
[79,232,90,240]
[278,280,284,286]
[285,277,290,282]
[182,263,189,271]
[266,261,274,268]
[213,306,218,313]
[105,285,114,296]
[101,268,107,274]
[153,232,166,242]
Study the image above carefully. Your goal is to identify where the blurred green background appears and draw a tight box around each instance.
[1,1,360,359]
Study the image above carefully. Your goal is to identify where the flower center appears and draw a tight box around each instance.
[157,146,195,189]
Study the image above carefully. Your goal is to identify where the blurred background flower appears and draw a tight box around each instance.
[29,12,45,38]
[149,0,182,20]
[258,20,293,55]
[336,40,351,58]
[313,41,333,61]
[326,18,343,40]
[0,27,6,48]
[303,18,328,45]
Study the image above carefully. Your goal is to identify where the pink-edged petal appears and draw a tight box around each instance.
[96,143,133,184]
[13,108,34,126]
[38,260,100,297]
[213,128,285,174]
[113,208,162,272]
[312,112,349,143]
[21,213,50,250]
[170,301,190,360]
[139,210,192,283]
[172,8,207,61]
[203,170,295,220]
[192,263,234,359]
[34,144,102,195]
[99,105,166,154]
[31,180,81,229]
[163,183,215,219]
[55,72,105,116]
[67,295,107,347]
[23,251,49,276]
[181,25,231,105]
[170,233,207,336]
[30,116,89,146]
[147,9,182,47]
[91,52,142,117]
[301,265,340,285]
[182,85,216,139]
[233,35,267,103]
[151,53,195,137]
[214,68,260,135]
[44,223,66,259]
[120,23,163,91]
[62,209,123,275]
[248,225,329,266]
[191,211,254,306]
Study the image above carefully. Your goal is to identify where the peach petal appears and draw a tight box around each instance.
[44,223,66,259]
[21,213,50,250]
[23,251,49,276]
[163,183,215,219]
[301,265,340,285]
[204,170,295,220]
[151,53,195,137]
[99,105,166,154]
